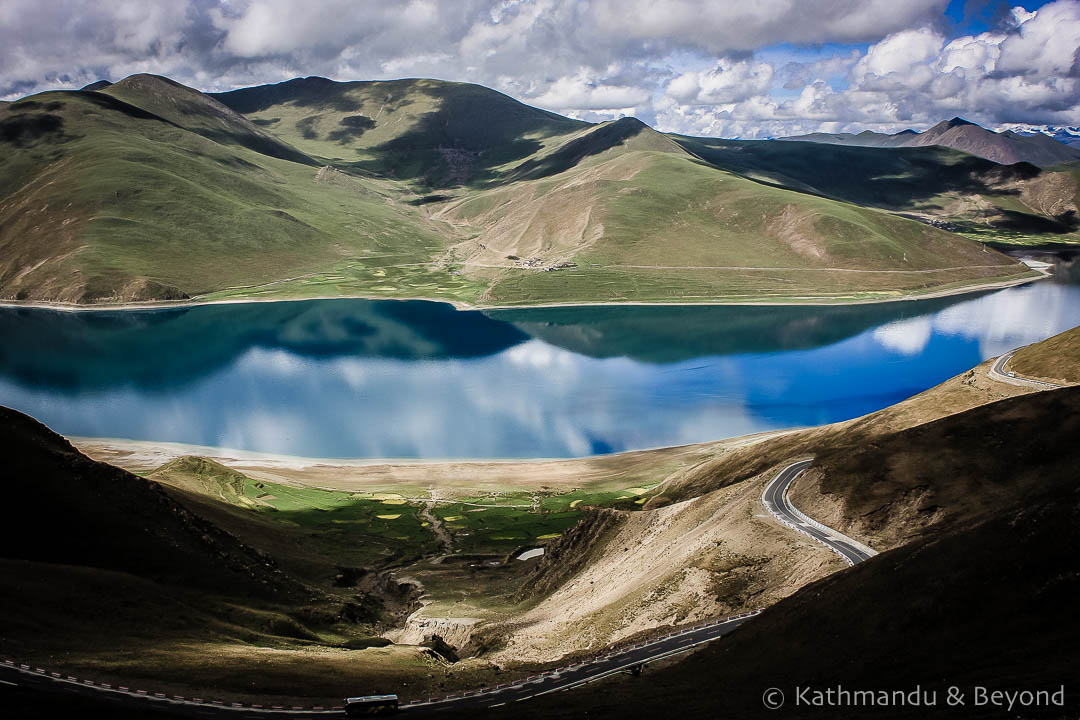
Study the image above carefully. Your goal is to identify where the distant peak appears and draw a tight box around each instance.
[609,116,649,129]
[896,129,917,135]
[947,117,977,128]
[80,80,112,92]
[112,73,199,95]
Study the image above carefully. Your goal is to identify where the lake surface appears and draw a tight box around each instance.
[2,262,1078,459]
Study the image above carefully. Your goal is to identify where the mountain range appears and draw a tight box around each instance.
[998,123,1080,148]
[780,116,1080,167]
[2,74,1077,307]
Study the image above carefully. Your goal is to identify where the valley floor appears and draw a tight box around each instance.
[71,349,1052,663]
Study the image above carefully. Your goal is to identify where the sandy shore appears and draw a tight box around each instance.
[74,428,795,494]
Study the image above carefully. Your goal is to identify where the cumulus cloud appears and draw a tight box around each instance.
[1,0,1079,140]
[586,0,946,55]
[852,28,945,87]
[996,0,1080,76]
[529,72,652,111]
[656,1,1080,137]
[668,59,774,105]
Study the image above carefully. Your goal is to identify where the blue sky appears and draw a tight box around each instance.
[2,0,1078,138]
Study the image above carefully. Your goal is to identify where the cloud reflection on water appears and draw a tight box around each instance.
[872,280,1080,358]
[0,280,1077,458]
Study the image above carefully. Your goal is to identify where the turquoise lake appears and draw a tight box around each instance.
[1,259,1078,459]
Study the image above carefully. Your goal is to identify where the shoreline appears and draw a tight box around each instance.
[72,428,798,474]
[0,269,1045,314]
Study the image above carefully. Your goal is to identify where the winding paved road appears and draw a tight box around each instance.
[988,348,1063,389]
[2,461,892,716]
[0,612,760,717]
[403,612,758,713]
[762,459,877,566]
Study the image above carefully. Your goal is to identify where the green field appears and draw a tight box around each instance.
[149,456,658,566]
[434,501,578,552]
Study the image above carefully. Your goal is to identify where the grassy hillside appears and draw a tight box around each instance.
[14,460,1077,719]
[0,82,474,304]
[441,141,1030,304]
[0,74,1046,306]
[1008,324,1080,383]
[677,135,1080,243]
[148,456,440,572]
[0,406,509,704]
[102,74,315,165]
[212,76,587,187]
[0,405,411,682]
[789,381,1080,550]
[459,394,1080,718]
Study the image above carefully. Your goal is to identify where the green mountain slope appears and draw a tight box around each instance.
[212,76,587,187]
[675,135,1080,242]
[102,74,315,165]
[439,127,1028,304]
[0,74,1046,306]
[0,84,464,303]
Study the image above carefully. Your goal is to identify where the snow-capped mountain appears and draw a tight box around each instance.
[996,124,1080,147]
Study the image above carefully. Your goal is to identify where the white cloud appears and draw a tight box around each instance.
[1009,6,1038,26]
[938,32,1004,74]
[667,59,774,105]
[529,72,651,110]
[852,27,944,87]
[654,1,1080,138]
[587,0,946,54]
[1,0,1079,140]
[996,1,1080,76]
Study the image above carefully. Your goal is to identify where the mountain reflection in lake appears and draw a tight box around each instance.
[1,271,1077,458]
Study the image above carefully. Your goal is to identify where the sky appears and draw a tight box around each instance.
[1,0,1077,138]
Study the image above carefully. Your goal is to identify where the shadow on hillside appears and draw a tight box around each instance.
[674,137,1040,210]
[214,76,584,186]
[361,85,570,187]
[991,209,1080,234]
[75,90,171,121]
[2,93,172,147]
[328,114,376,143]
[199,126,316,165]
[505,117,648,182]
[213,77,366,114]
[0,111,68,146]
